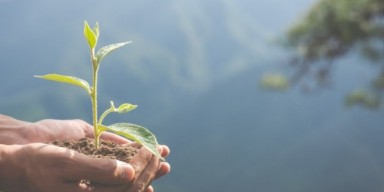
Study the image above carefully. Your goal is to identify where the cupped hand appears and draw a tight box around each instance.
[122,143,170,192]
[1,143,135,192]
[1,143,170,192]
[0,115,171,192]
[0,115,93,144]
[32,118,172,187]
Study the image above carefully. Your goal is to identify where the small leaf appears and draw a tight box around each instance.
[115,103,137,113]
[35,74,91,95]
[96,41,132,63]
[84,21,97,49]
[93,22,99,40]
[100,123,164,161]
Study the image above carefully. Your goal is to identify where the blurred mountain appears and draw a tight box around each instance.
[0,0,314,121]
[158,62,384,192]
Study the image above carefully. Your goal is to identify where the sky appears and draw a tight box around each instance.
[1,1,384,192]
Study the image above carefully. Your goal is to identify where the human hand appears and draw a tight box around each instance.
[0,115,143,147]
[0,142,170,192]
[0,115,171,191]
[125,144,170,192]
[28,118,172,191]
[30,117,172,189]
[0,115,93,144]
[0,143,135,192]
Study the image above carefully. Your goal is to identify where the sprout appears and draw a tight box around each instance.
[35,21,163,160]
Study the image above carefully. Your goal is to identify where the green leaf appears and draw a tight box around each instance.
[93,22,99,40]
[115,103,137,113]
[96,41,132,63]
[84,21,98,49]
[98,102,138,125]
[99,123,164,161]
[34,74,91,95]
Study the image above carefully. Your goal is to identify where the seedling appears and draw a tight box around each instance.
[35,21,163,160]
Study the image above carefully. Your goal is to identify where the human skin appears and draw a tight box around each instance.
[0,114,170,192]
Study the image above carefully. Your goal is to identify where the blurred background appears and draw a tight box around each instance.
[1,0,384,191]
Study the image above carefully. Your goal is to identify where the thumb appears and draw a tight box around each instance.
[113,161,136,182]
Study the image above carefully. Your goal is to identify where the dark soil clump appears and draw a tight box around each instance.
[50,138,138,187]
[50,138,137,163]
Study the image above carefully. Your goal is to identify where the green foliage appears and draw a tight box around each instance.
[260,73,290,91]
[84,21,99,50]
[345,89,380,109]
[96,42,132,63]
[373,74,384,89]
[35,74,91,95]
[98,101,137,126]
[35,21,163,160]
[271,0,384,109]
[100,123,164,161]
[286,0,384,61]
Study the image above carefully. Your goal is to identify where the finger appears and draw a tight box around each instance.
[77,120,94,138]
[129,146,153,177]
[146,185,154,192]
[153,145,171,180]
[154,162,171,180]
[159,145,170,158]
[129,154,160,192]
[67,154,135,184]
[100,131,132,144]
[33,119,89,142]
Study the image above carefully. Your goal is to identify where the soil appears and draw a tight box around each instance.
[50,138,138,187]
[50,138,137,162]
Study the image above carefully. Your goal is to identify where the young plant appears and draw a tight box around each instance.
[35,21,163,160]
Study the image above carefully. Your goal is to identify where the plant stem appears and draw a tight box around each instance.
[98,108,112,125]
[91,50,100,148]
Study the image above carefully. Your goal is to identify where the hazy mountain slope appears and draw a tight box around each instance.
[0,0,315,104]
[156,64,384,192]
[0,0,279,120]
